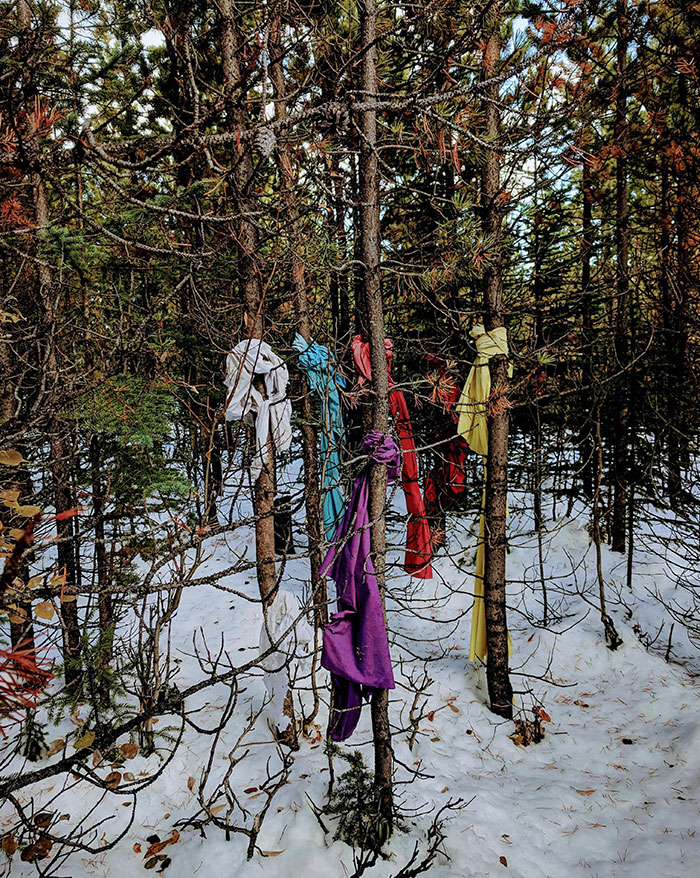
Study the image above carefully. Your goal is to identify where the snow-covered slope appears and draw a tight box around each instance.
[2,490,699,878]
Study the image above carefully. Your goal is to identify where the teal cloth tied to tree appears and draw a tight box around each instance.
[293,334,346,538]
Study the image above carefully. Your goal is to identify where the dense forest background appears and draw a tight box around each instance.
[1,0,699,874]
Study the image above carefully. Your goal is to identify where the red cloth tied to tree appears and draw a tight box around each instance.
[351,335,433,579]
[423,356,471,524]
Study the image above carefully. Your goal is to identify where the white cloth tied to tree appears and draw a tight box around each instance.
[456,323,512,663]
[258,589,314,731]
[223,339,293,481]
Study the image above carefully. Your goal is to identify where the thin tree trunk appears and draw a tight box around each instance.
[6,462,36,664]
[532,157,544,541]
[659,161,681,505]
[669,178,690,502]
[593,413,623,650]
[269,12,326,725]
[19,0,82,685]
[534,405,548,626]
[481,23,513,720]
[220,0,276,604]
[34,184,81,686]
[219,2,297,747]
[269,13,325,623]
[580,148,595,499]
[91,436,113,708]
[611,0,629,554]
[358,0,393,833]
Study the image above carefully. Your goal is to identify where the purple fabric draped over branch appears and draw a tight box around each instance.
[320,431,399,741]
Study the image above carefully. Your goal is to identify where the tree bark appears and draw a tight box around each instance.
[611,0,629,554]
[91,436,113,708]
[5,461,36,665]
[219,2,298,748]
[659,161,680,503]
[269,13,326,631]
[357,0,394,833]
[580,138,595,499]
[666,175,690,505]
[481,24,513,720]
[219,0,276,605]
[18,0,81,684]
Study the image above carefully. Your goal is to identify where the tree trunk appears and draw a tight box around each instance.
[358,0,394,833]
[220,0,276,604]
[659,161,680,504]
[91,436,113,708]
[667,176,690,504]
[269,13,326,632]
[5,461,36,665]
[18,0,82,685]
[580,144,595,499]
[219,2,298,747]
[481,24,513,720]
[593,413,623,650]
[611,0,629,554]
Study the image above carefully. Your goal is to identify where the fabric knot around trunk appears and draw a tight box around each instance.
[361,429,401,480]
[456,324,510,457]
[455,324,512,663]
[292,334,346,538]
[351,336,433,579]
[319,432,398,741]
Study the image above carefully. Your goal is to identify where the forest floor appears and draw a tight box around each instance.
[2,485,699,878]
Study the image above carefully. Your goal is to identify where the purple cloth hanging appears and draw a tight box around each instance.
[320,431,399,741]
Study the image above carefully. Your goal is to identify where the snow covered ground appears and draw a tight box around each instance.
[2,480,699,877]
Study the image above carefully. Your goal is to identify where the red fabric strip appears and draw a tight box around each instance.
[352,335,433,579]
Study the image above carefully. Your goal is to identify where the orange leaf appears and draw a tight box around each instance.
[144,830,179,859]
[54,507,82,522]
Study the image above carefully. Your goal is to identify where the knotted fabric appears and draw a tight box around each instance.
[292,334,346,538]
[456,325,509,455]
[320,431,398,741]
[352,335,433,579]
[223,339,292,482]
[456,325,512,662]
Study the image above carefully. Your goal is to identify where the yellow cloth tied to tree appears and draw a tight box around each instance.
[456,324,513,663]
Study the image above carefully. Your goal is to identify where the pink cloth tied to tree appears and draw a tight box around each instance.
[320,431,398,741]
[351,335,433,579]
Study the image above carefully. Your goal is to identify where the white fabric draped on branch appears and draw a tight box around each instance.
[223,339,292,481]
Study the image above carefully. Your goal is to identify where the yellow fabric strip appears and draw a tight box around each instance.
[457,325,512,664]
[456,324,509,457]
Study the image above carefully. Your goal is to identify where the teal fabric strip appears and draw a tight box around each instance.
[293,334,346,539]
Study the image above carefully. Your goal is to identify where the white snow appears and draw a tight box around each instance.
[2,477,699,878]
